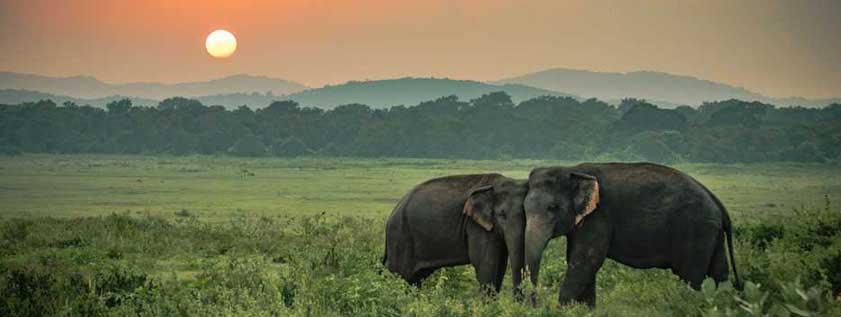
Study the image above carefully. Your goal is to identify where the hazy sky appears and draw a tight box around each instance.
[1,0,839,98]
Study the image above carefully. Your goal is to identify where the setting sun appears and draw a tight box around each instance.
[205,29,237,58]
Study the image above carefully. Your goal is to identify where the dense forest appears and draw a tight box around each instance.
[1,92,839,163]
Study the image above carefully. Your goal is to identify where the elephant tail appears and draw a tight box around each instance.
[697,181,742,290]
[724,212,742,290]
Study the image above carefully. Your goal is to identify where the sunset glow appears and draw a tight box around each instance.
[1,1,840,97]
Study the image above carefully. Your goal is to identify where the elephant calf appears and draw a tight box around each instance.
[383,174,527,294]
[523,163,740,307]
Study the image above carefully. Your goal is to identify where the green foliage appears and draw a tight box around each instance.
[0,259,148,316]
[695,279,833,317]
[105,98,132,114]
[618,130,686,163]
[2,205,841,316]
[228,135,268,157]
[614,101,688,133]
[2,94,840,163]
[702,100,771,129]
[734,223,784,250]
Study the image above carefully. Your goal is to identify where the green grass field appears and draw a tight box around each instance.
[2,155,841,316]
[2,155,839,221]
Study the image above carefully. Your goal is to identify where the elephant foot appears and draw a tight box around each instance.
[559,292,596,308]
[512,288,525,302]
[527,291,539,308]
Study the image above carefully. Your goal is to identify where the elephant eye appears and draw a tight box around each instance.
[548,204,560,211]
[497,209,507,219]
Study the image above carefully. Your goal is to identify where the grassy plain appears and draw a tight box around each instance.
[1,154,839,221]
[1,155,841,316]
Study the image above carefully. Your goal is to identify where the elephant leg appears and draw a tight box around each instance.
[559,221,609,307]
[469,234,507,294]
[580,278,596,306]
[707,230,730,284]
[672,222,720,289]
[493,247,509,292]
[408,267,437,287]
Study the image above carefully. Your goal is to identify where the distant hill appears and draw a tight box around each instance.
[0,72,307,100]
[497,68,840,108]
[0,75,572,110]
[5,70,837,110]
[771,96,841,108]
[285,77,574,109]
[0,89,158,108]
[0,89,285,109]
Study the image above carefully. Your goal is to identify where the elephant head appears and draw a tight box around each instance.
[463,177,528,293]
[523,168,600,285]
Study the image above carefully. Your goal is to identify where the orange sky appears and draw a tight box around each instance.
[1,0,840,98]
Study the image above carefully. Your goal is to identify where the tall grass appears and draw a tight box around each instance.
[2,207,841,316]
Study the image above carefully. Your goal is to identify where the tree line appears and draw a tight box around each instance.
[1,92,840,163]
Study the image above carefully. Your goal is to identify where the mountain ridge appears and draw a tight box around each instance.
[0,77,575,110]
[2,69,839,109]
[496,68,840,108]
[284,77,574,109]
[0,89,159,108]
[0,72,308,100]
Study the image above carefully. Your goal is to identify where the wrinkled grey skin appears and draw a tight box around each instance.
[383,174,528,295]
[524,163,740,307]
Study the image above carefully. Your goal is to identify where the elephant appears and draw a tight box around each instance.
[523,162,740,307]
[383,173,528,295]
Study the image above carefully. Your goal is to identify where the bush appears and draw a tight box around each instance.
[0,261,148,316]
[1,219,32,243]
[734,223,784,250]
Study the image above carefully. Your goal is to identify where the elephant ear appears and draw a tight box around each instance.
[570,172,600,226]
[463,185,495,231]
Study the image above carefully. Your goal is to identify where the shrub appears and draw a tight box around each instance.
[735,223,784,250]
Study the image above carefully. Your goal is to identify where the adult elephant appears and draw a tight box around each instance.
[523,163,740,307]
[383,174,528,295]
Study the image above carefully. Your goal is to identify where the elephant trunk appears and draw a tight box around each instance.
[504,228,526,299]
[524,219,553,286]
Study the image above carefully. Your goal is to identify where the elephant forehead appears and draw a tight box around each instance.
[529,170,565,186]
[495,178,527,192]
